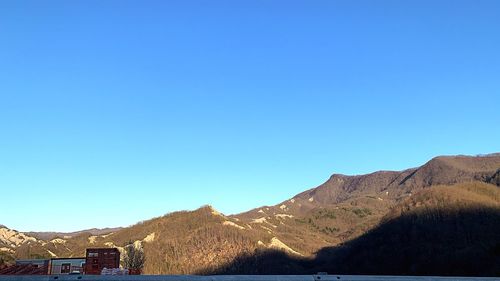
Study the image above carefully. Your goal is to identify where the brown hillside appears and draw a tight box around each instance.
[2,153,499,275]
[206,181,500,276]
[235,153,500,253]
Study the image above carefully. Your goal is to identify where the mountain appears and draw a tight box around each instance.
[0,227,39,255]
[234,154,500,253]
[209,181,500,276]
[1,153,499,275]
[27,228,123,241]
[0,227,40,268]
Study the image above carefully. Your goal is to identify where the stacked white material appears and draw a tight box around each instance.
[100,267,129,275]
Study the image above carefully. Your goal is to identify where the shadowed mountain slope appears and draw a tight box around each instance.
[206,181,500,276]
[233,154,500,256]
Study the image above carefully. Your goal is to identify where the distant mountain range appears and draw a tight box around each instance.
[26,228,124,241]
[1,153,499,276]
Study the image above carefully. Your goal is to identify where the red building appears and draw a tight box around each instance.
[84,248,120,275]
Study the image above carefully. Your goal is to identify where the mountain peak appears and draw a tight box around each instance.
[199,205,224,216]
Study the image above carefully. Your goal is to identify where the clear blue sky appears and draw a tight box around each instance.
[0,1,499,232]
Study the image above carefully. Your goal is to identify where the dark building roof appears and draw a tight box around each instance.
[15,259,49,265]
[0,264,48,275]
[86,248,120,252]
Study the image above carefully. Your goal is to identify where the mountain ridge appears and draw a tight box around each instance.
[204,181,500,276]
[1,153,499,275]
[27,227,124,241]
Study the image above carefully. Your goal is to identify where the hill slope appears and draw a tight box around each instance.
[234,154,500,255]
[1,153,499,275]
[209,181,500,276]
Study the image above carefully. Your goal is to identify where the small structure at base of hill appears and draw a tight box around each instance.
[0,247,121,275]
[84,248,120,275]
[48,258,85,275]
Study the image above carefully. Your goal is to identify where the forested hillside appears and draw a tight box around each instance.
[1,154,499,275]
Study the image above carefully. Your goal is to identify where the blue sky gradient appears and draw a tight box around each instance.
[1,0,499,232]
